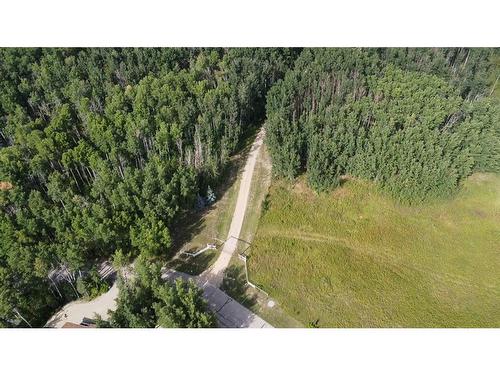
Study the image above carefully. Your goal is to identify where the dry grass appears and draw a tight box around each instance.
[0,181,13,190]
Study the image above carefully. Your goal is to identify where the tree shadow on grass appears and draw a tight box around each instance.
[221,264,257,310]
[167,250,218,276]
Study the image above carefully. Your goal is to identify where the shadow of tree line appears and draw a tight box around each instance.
[221,264,257,310]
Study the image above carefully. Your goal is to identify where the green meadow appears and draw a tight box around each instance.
[248,173,500,327]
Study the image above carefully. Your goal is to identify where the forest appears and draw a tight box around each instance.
[266,48,500,202]
[1,48,498,327]
[95,257,216,328]
[0,48,298,326]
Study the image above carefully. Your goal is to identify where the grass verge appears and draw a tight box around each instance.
[219,142,303,327]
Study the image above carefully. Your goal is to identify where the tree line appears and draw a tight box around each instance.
[266,48,500,202]
[0,48,298,326]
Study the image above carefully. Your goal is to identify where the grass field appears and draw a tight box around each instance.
[248,173,500,327]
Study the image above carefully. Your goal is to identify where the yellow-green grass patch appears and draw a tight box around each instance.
[248,173,500,327]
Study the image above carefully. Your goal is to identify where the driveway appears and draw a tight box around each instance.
[45,282,119,328]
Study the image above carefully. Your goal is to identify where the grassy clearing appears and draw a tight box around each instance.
[248,173,500,327]
[167,249,219,275]
[489,53,500,101]
[221,262,303,328]
[238,143,272,247]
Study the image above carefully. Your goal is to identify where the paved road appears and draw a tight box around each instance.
[162,269,272,328]
[45,129,272,328]
[203,283,272,328]
[46,268,272,328]
[45,283,119,328]
[201,128,265,287]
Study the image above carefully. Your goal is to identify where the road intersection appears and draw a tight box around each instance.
[46,129,272,328]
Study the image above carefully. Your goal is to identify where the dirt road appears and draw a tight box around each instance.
[201,128,265,286]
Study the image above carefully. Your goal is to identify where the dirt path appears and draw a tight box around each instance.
[200,128,265,287]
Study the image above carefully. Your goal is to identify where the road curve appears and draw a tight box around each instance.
[45,283,119,328]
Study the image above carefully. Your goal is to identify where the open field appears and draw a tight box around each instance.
[248,173,500,327]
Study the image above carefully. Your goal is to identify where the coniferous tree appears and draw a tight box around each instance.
[0,47,297,325]
[265,48,500,203]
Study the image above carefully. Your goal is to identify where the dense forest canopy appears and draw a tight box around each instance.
[266,48,500,202]
[0,48,298,326]
[1,47,498,327]
[95,257,216,328]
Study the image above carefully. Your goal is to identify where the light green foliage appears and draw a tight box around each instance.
[0,48,296,325]
[1,47,497,327]
[154,278,216,328]
[130,216,172,258]
[76,267,110,300]
[112,249,129,270]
